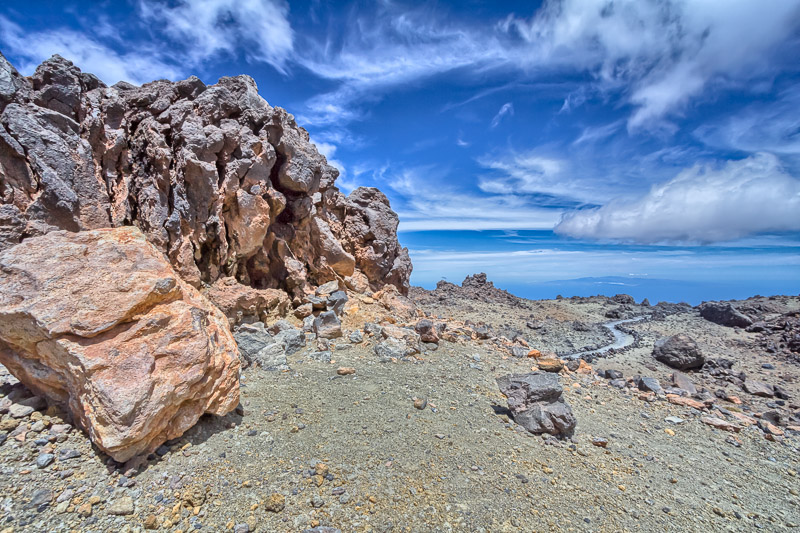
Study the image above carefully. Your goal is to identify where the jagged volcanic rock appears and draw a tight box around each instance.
[0,53,411,308]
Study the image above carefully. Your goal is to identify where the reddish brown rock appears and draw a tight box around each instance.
[667,394,708,410]
[374,285,418,321]
[202,276,289,326]
[0,227,240,462]
[537,358,565,373]
[701,417,741,432]
[414,319,440,344]
[0,53,411,304]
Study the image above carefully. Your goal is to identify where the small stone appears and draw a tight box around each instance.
[36,453,54,469]
[537,358,564,373]
[413,398,427,410]
[58,449,81,461]
[336,367,356,376]
[77,502,93,517]
[107,496,135,516]
[743,380,774,398]
[638,377,662,394]
[144,514,159,529]
[701,416,740,432]
[591,437,608,448]
[264,493,285,513]
[310,495,325,508]
[29,489,53,508]
[8,404,34,418]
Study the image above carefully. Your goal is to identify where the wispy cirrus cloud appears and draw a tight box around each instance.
[0,0,294,84]
[694,87,800,156]
[138,0,294,74]
[355,165,562,232]
[296,0,800,131]
[0,15,181,84]
[490,102,514,128]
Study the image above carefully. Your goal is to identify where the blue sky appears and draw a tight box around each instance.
[2,0,799,302]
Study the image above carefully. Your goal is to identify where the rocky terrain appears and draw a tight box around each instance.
[1,273,798,532]
[0,54,799,533]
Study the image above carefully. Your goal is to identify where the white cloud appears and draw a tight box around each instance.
[0,0,294,85]
[138,0,293,74]
[0,16,181,84]
[296,1,800,130]
[311,139,354,193]
[476,151,613,203]
[573,120,624,145]
[360,165,562,231]
[506,0,800,131]
[490,102,514,128]
[555,153,800,243]
[694,88,800,156]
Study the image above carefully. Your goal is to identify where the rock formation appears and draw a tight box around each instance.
[496,372,576,437]
[0,227,240,461]
[653,334,705,370]
[0,53,411,316]
[698,302,753,328]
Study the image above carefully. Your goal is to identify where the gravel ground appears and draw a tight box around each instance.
[1,293,798,532]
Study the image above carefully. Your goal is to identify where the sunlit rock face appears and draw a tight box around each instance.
[0,227,240,462]
[0,53,411,307]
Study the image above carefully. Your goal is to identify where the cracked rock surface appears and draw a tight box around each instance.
[0,53,411,308]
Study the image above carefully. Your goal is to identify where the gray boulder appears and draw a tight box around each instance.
[364,322,382,337]
[267,320,294,335]
[374,338,415,362]
[414,319,439,343]
[327,290,349,316]
[513,402,576,437]
[511,346,529,358]
[653,334,705,370]
[273,328,306,356]
[699,302,753,328]
[496,373,576,437]
[314,311,342,339]
[637,376,662,394]
[234,322,305,369]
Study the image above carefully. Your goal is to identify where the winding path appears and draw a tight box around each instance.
[566,316,645,359]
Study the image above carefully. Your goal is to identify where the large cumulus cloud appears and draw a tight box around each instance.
[555,153,800,243]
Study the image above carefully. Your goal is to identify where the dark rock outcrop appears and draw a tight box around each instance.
[653,334,705,370]
[412,272,525,307]
[698,302,753,328]
[0,53,411,311]
[496,372,576,437]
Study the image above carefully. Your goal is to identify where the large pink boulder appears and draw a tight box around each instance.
[0,227,240,461]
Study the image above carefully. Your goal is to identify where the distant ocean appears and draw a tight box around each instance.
[495,276,800,306]
[403,230,800,306]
